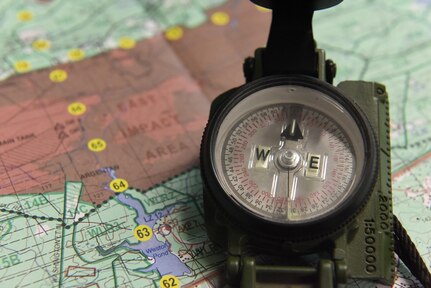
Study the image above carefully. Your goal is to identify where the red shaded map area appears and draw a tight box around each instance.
[0,1,270,204]
[0,36,209,204]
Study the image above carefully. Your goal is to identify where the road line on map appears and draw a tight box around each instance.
[39,193,62,215]
[33,218,48,235]
[393,149,431,179]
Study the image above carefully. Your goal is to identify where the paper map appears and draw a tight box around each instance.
[0,0,429,287]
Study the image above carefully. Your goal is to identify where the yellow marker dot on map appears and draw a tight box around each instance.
[255,5,271,12]
[164,26,184,41]
[49,69,68,82]
[32,39,51,51]
[17,11,33,22]
[87,138,106,152]
[160,275,181,288]
[118,37,136,49]
[109,178,129,193]
[68,48,86,61]
[14,60,31,73]
[134,225,153,242]
[211,11,230,26]
[67,102,86,116]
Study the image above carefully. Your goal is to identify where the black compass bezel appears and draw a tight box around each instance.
[200,74,378,242]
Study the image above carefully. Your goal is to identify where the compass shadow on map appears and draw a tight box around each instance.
[96,192,192,277]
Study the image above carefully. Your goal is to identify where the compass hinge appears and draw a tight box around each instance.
[242,1,338,83]
[243,48,337,84]
[228,255,339,288]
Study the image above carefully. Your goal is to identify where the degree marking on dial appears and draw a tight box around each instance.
[221,103,358,221]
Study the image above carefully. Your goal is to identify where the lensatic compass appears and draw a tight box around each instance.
[201,0,431,287]
[211,77,375,232]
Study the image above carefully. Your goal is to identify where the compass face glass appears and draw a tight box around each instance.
[212,85,366,224]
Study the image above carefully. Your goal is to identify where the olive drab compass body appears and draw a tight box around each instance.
[201,0,431,287]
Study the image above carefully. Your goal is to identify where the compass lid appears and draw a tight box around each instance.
[250,0,343,10]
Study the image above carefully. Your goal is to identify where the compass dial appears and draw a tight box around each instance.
[211,84,367,224]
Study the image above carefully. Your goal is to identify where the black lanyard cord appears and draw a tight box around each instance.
[394,215,431,287]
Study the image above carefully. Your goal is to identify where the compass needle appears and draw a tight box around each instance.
[287,170,290,200]
[281,106,304,142]
[270,172,278,198]
[287,173,299,201]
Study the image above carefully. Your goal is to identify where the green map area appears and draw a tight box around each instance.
[316,1,431,282]
[0,0,225,78]
[0,169,224,287]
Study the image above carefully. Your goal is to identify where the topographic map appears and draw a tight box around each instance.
[0,0,429,287]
